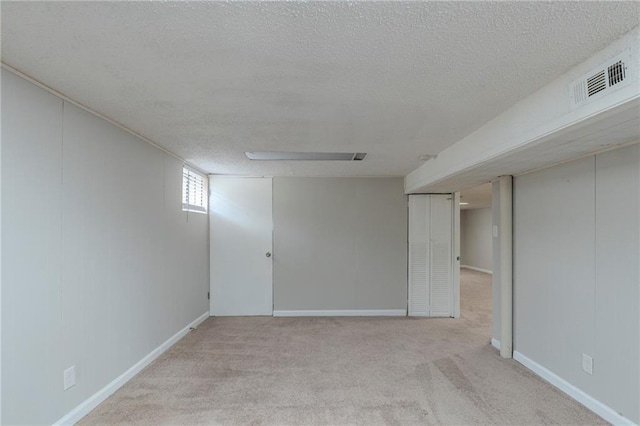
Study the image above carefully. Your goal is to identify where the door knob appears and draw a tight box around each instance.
[266,252,272,258]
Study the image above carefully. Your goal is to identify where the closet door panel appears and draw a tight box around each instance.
[429,195,453,317]
[408,194,453,317]
[408,195,430,316]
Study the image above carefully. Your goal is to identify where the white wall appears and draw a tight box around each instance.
[1,69,209,425]
[513,143,639,423]
[460,207,492,272]
[272,178,407,312]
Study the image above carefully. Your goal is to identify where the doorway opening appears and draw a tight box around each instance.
[458,183,493,338]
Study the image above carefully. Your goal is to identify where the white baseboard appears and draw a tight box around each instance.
[491,338,501,350]
[461,265,493,275]
[53,311,209,426]
[273,309,407,317]
[513,351,636,426]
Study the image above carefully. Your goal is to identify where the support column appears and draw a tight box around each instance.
[497,176,513,358]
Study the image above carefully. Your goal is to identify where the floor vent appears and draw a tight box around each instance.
[570,50,631,108]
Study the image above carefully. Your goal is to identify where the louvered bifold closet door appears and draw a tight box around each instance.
[408,195,430,316]
[429,195,453,317]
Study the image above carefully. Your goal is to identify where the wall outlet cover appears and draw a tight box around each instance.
[64,366,76,390]
[582,353,593,375]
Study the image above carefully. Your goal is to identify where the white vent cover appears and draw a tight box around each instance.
[570,50,631,108]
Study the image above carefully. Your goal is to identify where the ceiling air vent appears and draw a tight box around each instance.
[608,60,625,86]
[245,152,367,161]
[587,70,607,97]
[570,50,631,108]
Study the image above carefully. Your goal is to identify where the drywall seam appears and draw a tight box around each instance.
[272,310,407,317]
[514,351,637,426]
[0,62,207,176]
[52,312,209,426]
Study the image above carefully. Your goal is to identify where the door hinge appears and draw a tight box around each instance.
[207,292,210,300]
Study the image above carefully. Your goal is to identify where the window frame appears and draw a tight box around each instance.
[182,166,208,214]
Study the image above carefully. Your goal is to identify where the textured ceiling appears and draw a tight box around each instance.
[2,1,639,177]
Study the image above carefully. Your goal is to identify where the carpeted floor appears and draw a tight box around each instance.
[80,269,605,425]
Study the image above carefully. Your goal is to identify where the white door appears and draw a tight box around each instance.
[408,195,430,316]
[428,194,453,317]
[210,177,273,316]
[408,194,453,317]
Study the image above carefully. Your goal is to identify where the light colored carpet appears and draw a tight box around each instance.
[80,269,605,425]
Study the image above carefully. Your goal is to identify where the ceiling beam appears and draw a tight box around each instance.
[405,28,640,194]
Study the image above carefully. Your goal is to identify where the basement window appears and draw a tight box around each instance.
[182,166,208,214]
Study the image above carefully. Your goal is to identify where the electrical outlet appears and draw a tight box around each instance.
[582,354,593,375]
[64,366,76,390]
[493,225,499,238]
